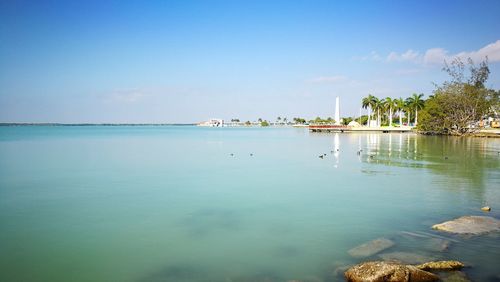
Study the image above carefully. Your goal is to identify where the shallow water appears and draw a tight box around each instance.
[0,126,499,281]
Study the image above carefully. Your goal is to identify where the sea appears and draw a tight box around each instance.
[1,126,499,281]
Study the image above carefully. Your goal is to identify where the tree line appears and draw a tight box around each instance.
[361,93,425,127]
[360,57,499,135]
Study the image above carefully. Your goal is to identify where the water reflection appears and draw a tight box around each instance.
[333,133,340,167]
[337,133,500,198]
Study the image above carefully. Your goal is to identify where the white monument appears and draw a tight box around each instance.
[334,96,341,125]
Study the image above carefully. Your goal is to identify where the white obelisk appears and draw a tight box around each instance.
[334,96,340,125]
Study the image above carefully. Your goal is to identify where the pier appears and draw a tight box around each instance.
[309,125,413,133]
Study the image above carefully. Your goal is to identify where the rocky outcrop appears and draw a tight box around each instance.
[344,261,439,282]
[416,261,464,271]
[347,238,395,258]
[432,216,500,235]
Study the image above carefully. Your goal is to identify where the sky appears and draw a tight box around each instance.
[1,0,500,123]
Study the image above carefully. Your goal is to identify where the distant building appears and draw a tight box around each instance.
[197,119,224,127]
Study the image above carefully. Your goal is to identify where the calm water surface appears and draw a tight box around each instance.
[0,126,499,281]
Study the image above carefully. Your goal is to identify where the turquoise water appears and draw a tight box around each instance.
[0,126,499,281]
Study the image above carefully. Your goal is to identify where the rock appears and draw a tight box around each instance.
[378,252,434,264]
[348,238,395,258]
[432,216,500,235]
[439,271,471,282]
[399,231,451,251]
[344,261,438,282]
[481,206,491,212]
[416,260,464,271]
[422,237,450,252]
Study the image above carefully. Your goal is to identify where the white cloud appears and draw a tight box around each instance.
[423,41,500,65]
[353,51,382,62]
[455,40,500,62]
[387,49,420,63]
[363,40,500,66]
[422,48,449,65]
[308,75,348,83]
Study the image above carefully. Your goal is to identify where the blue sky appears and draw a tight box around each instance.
[1,0,500,123]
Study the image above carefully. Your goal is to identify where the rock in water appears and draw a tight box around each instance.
[439,271,471,282]
[344,261,438,282]
[432,216,500,235]
[481,206,491,212]
[423,237,450,252]
[347,238,395,258]
[416,261,464,271]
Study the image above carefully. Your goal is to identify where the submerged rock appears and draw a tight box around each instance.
[347,238,395,258]
[423,237,450,252]
[344,261,438,282]
[432,216,500,235]
[399,231,453,251]
[439,271,471,282]
[416,261,464,271]
[378,252,434,264]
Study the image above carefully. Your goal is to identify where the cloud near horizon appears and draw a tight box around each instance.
[308,75,349,83]
[359,40,500,66]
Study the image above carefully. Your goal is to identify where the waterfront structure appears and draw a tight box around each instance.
[334,97,341,125]
[197,119,224,127]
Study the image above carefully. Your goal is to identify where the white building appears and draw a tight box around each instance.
[197,119,224,127]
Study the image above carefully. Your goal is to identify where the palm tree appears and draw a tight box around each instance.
[394,98,405,127]
[406,93,425,125]
[412,93,425,125]
[283,117,287,124]
[383,97,395,127]
[404,99,412,125]
[372,97,383,127]
[276,116,281,124]
[361,94,376,126]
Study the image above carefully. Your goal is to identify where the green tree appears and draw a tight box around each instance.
[394,98,405,126]
[341,117,353,125]
[404,99,412,125]
[383,97,396,127]
[260,120,270,127]
[293,117,306,124]
[362,94,377,126]
[406,93,425,125]
[418,58,495,135]
[372,97,383,126]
